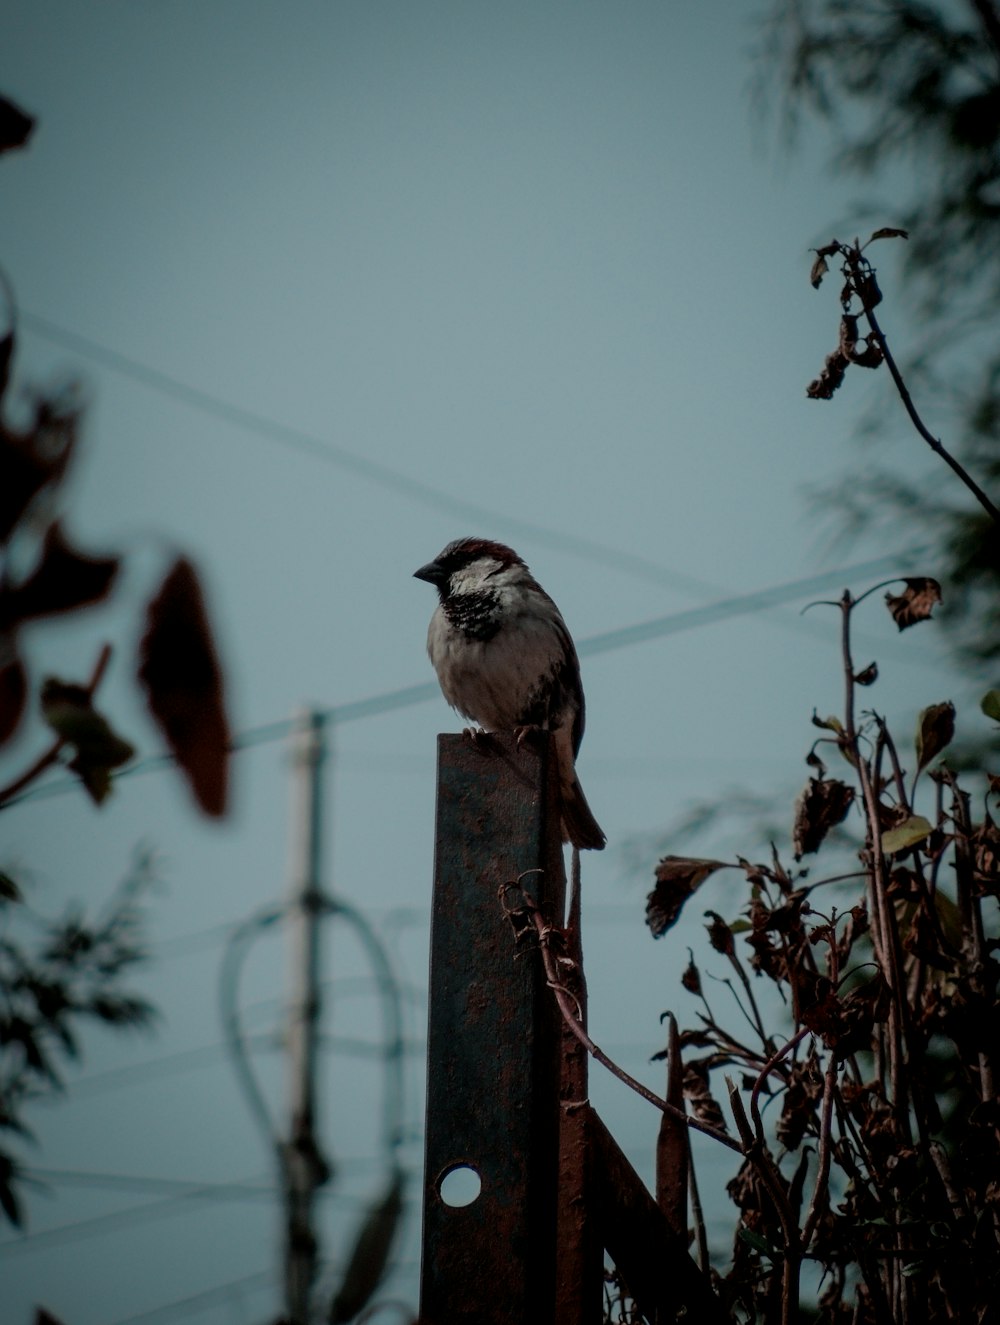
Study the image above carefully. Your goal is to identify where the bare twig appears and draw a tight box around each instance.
[500,880,743,1154]
[842,245,1000,527]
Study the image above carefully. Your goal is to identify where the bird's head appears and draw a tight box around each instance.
[414,538,526,599]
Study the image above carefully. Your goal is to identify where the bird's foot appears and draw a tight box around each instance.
[462,726,492,751]
[513,724,543,749]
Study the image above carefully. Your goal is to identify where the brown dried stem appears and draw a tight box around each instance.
[501,881,743,1154]
[843,246,1000,527]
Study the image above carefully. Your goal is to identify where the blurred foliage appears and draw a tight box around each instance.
[756,0,1000,670]
[0,851,157,1227]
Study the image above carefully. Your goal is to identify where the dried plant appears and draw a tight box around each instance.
[647,580,1000,1324]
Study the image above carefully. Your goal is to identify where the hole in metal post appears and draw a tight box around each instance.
[437,1163,482,1208]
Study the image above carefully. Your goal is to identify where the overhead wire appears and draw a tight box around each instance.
[20,309,724,600]
[1,546,923,809]
[104,1269,276,1325]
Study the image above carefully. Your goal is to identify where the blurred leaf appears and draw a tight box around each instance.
[88,994,155,1027]
[137,558,230,817]
[793,777,854,857]
[915,701,955,772]
[0,871,21,902]
[885,578,942,630]
[40,678,135,806]
[36,1311,68,1325]
[854,660,879,686]
[646,857,729,938]
[0,651,27,747]
[811,712,844,734]
[869,227,909,242]
[980,690,1000,723]
[0,332,12,405]
[329,1169,405,1324]
[0,96,35,154]
[0,1153,22,1227]
[881,815,933,855]
[0,398,78,545]
[1,522,119,627]
[810,254,829,288]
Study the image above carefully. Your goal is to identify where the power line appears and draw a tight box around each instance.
[23,1168,276,1200]
[0,1181,270,1256]
[2,548,922,809]
[20,309,723,600]
[104,1269,276,1325]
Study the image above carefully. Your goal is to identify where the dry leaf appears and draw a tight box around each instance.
[885,577,942,630]
[137,557,230,817]
[1,522,119,627]
[806,349,849,400]
[0,651,27,746]
[646,856,729,938]
[0,399,79,545]
[915,701,955,772]
[793,777,854,858]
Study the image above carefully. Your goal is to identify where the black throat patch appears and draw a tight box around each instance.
[442,589,504,642]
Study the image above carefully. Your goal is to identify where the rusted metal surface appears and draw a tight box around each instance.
[590,1107,727,1325]
[656,1012,689,1241]
[420,732,567,1325]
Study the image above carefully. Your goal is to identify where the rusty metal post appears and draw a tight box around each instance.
[420,732,566,1325]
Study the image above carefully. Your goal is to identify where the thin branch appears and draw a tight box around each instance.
[500,883,743,1154]
[846,248,1000,526]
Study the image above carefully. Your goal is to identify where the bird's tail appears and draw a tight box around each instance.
[563,774,606,851]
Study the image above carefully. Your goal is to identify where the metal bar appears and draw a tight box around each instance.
[420,732,566,1325]
[590,1107,727,1325]
[656,1012,689,1240]
[556,854,603,1325]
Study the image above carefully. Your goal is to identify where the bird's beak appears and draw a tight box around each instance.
[413,559,443,585]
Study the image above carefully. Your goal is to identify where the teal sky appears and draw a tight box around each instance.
[1,5,964,1323]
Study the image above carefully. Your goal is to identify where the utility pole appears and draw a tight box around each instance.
[283,708,329,1325]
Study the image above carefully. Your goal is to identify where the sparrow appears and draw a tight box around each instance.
[414,537,606,850]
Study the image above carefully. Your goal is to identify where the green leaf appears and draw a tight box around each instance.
[40,678,136,806]
[980,690,1000,723]
[881,816,933,855]
[738,1226,782,1259]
